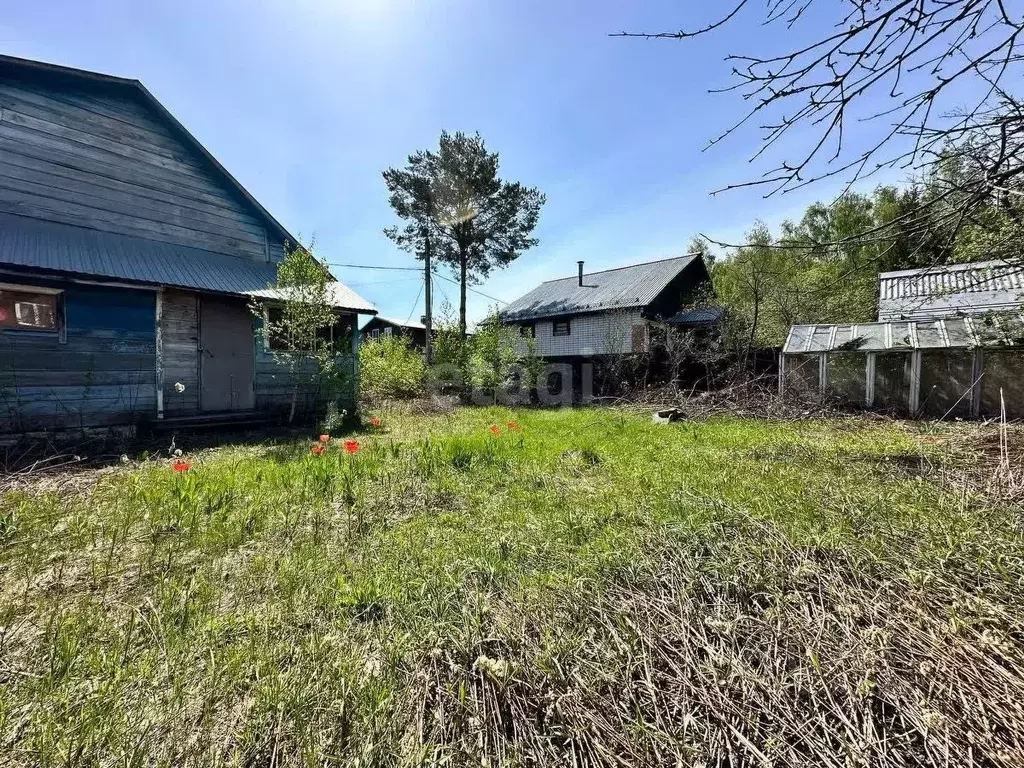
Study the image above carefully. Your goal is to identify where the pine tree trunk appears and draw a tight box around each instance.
[459,254,468,340]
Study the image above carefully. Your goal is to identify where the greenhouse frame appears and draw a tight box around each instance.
[781,313,1024,418]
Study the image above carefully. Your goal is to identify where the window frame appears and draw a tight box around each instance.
[552,319,571,337]
[520,323,536,338]
[0,282,65,341]
[262,304,352,355]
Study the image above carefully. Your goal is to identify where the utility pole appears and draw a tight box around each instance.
[422,225,433,365]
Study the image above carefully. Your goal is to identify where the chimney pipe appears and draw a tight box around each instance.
[577,260,584,287]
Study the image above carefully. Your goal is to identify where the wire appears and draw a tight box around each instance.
[328,262,421,272]
[405,283,424,324]
[345,277,422,288]
[431,270,508,305]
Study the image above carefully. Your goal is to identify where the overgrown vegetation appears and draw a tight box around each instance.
[251,244,352,423]
[1,409,1022,766]
[699,150,1024,351]
[359,333,426,399]
[360,307,543,402]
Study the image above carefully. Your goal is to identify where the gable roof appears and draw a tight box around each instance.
[360,315,426,331]
[500,254,701,322]
[0,211,377,313]
[878,259,1024,321]
[0,53,298,249]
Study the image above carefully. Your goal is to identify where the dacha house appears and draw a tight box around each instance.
[0,55,375,433]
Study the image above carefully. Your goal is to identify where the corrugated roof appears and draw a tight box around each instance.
[667,306,724,326]
[500,254,700,322]
[0,212,377,313]
[360,316,426,331]
[878,260,1023,321]
[783,314,1024,354]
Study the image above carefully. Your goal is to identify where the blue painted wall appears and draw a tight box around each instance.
[0,281,157,431]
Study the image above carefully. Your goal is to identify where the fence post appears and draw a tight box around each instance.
[865,352,875,408]
[909,350,922,416]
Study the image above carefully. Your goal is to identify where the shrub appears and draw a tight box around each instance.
[359,334,425,399]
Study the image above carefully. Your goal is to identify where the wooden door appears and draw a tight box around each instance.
[199,297,254,411]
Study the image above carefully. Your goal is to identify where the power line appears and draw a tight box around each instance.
[405,283,424,324]
[345,277,421,288]
[431,271,508,305]
[328,262,421,272]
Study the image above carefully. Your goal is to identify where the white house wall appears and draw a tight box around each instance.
[515,309,646,357]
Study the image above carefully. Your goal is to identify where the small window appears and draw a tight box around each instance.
[552,320,571,337]
[0,285,60,331]
[520,323,536,338]
[383,327,393,338]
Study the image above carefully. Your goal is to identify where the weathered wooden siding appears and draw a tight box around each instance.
[0,284,156,431]
[254,352,357,415]
[515,309,647,358]
[160,289,200,415]
[0,78,271,261]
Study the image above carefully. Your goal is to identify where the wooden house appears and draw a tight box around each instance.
[0,55,376,433]
[500,255,713,359]
[360,316,429,351]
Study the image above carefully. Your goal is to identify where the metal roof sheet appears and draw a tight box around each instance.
[784,314,1024,354]
[359,315,426,331]
[878,259,1023,321]
[667,306,724,326]
[0,212,377,313]
[500,254,700,322]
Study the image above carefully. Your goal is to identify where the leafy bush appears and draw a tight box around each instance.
[359,334,425,399]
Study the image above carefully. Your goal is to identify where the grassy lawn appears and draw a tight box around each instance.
[1,408,1023,766]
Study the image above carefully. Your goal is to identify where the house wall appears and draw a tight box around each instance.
[517,309,646,357]
[0,281,156,431]
[253,312,359,417]
[0,75,275,262]
[159,289,199,415]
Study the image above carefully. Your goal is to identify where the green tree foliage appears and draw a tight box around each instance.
[383,131,546,338]
[250,244,349,424]
[467,311,541,402]
[359,334,426,399]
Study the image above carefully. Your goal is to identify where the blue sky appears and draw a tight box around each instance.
[3,0,928,324]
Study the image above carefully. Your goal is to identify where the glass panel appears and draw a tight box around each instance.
[873,352,912,413]
[980,351,1024,419]
[915,321,944,349]
[973,314,1004,347]
[944,318,972,347]
[786,325,813,353]
[855,324,888,351]
[783,354,820,398]
[890,323,914,349]
[920,350,975,418]
[826,352,866,406]
[809,326,834,352]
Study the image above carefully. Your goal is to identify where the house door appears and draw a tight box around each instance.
[199,297,255,411]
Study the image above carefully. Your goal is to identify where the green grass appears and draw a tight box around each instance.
[1,408,1022,766]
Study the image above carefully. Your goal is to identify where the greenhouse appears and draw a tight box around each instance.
[781,313,1024,418]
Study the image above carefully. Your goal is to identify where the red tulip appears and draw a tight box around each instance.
[369,417,381,427]
[172,461,192,472]
[490,425,502,435]
[344,440,360,454]
[319,434,331,443]
[507,421,521,431]
[311,445,325,455]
